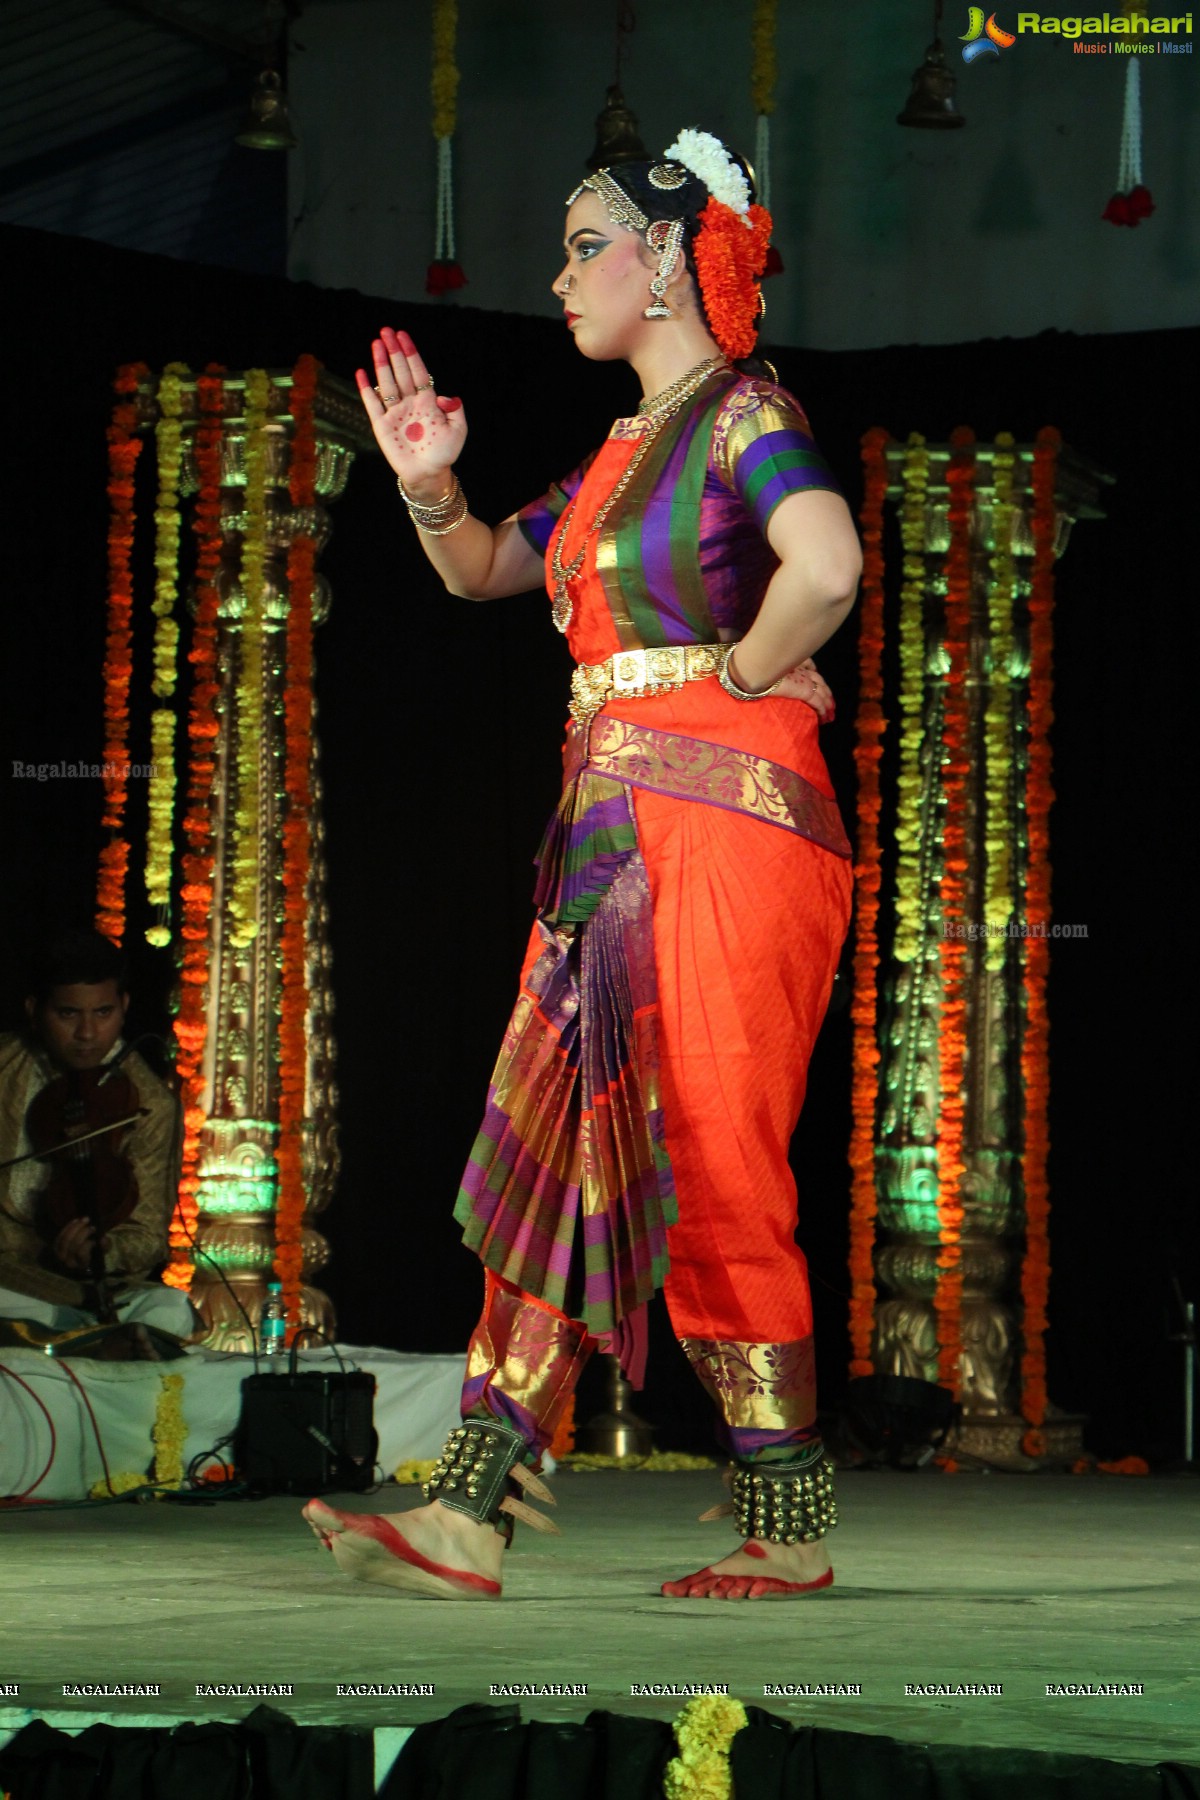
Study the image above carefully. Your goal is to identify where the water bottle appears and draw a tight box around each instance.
[260,1282,287,1366]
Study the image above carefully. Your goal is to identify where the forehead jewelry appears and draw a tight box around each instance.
[568,169,649,233]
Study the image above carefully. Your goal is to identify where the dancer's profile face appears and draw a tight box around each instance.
[552,190,655,363]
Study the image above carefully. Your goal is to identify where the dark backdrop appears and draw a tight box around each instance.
[2,221,1195,1460]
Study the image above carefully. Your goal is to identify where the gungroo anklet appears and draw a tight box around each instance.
[729,1447,838,1544]
[423,1418,559,1537]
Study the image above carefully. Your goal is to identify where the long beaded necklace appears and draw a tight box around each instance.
[549,355,727,633]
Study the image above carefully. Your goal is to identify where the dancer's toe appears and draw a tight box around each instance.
[662,1553,835,1599]
[302,1497,339,1549]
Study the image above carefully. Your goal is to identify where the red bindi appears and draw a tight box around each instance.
[405,422,425,442]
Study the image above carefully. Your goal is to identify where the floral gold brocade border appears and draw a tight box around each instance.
[680,1336,818,1433]
[569,716,851,859]
[463,1273,592,1452]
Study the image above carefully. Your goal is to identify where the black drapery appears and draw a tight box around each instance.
[2,1704,1197,1799]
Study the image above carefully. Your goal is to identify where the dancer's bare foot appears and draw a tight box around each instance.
[662,1536,833,1600]
[303,1497,505,1599]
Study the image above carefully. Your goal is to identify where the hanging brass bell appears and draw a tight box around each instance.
[585,84,648,170]
[235,69,299,151]
[897,39,966,128]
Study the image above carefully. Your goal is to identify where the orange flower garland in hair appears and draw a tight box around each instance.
[847,427,891,1377]
[97,361,149,942]
[1019,426,1061,1458]
[275,352,322,1336]
[166,364,226,1290]
[693,200,772,361]
[934,428,976,1395]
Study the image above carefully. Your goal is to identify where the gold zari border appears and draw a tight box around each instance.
[679,1336,818,1433]
[568,715,851,859]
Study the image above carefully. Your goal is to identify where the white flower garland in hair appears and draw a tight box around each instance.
[661,128,752,222]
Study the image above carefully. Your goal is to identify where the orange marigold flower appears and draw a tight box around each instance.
[693,200,773,361]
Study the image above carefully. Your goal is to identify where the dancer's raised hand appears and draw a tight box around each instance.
[355,326,466,495]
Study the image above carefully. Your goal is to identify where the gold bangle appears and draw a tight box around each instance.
[398,472,468,534]
[719,645,782,700]
[397,474,459,510]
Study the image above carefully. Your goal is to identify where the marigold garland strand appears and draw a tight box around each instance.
[664,1694,748,1800]
[984,433,1018,967]
[847,427,890,1377]
[151,1372,187,1488]
[751,0,779,236]
[228,368,271,950]
[750,0,778,117]
[431,0,458,137]
[1019,426,1061,1456]
[275,352,322,1334]
[97,361,149,943]
[166,364,226,1290]
[143,362,188,946]
[934,427,976,1395]
[893,434,930,965]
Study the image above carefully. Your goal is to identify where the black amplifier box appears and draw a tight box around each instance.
[235,1370,378,1494]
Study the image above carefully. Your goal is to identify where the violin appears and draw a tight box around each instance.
[24,1063,143,1318]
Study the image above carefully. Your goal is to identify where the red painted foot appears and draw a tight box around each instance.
[661,1564,834,1600]
[301,1499,501,1600]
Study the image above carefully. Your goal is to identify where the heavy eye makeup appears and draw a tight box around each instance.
[564,231,610,262]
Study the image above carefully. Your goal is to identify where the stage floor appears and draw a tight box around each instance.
[2,1469,1197,1767]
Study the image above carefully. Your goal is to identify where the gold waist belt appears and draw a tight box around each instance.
[570,642,728,726]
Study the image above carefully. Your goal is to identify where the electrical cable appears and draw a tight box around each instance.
[0,1358,58,1502]
[57,1356,119,1497]
[288,1326,354,1378]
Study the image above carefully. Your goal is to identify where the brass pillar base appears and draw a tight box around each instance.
[194,1276,336,1354]
[946,1409,1087,1470]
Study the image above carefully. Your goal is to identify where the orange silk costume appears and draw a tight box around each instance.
[455,371,853,1457]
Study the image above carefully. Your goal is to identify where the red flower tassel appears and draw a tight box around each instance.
[426,259,467,295]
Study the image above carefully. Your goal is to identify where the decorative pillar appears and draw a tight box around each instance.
[866,438,1110,1466]
[140,370,373,1349]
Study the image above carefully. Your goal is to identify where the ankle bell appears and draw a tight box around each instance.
[730,1449,838,1545]
[423,1418,559,1536]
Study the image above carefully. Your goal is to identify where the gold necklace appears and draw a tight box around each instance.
[637,355,727,423]
[550,356,728,634]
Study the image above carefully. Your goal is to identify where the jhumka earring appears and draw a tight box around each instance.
[644,218,685,318]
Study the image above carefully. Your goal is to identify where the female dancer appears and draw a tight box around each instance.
[305,129,861,1602]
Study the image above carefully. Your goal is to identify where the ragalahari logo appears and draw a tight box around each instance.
[961,8,1018,56]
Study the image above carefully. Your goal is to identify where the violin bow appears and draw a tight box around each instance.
[0,1111,148,1173]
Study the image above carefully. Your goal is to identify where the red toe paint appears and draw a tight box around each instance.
[661,1562,834,1599]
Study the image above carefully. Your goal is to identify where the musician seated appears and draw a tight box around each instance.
[0,928,197,1340]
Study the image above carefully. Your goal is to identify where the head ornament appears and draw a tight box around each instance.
[567,127,774,361]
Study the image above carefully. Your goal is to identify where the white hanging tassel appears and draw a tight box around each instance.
[434,134,454,263]
[754,110,772,214]
[1104,53,1154,226]
[1117,56,1141,192]
[428,133,466,290]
